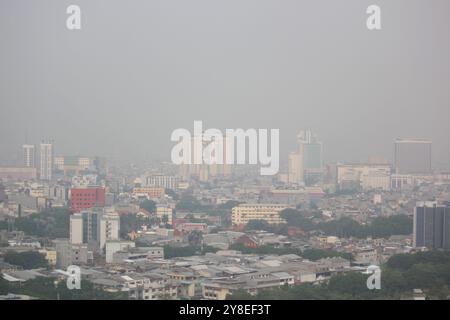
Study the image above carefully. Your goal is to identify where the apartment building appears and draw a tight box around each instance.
[231,204,290,225]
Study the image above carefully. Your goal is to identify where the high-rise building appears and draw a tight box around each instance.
[288,151,303,185]
[22,144,36,168]
[70,207,120,251]
[298,130,323,185]
[39,141,53,180]
[394,139,432,174]
[99,209,120,250]
[414,201,450,249]
[69,213,84,245]
[288,130,323,186]
[70,210,99,246]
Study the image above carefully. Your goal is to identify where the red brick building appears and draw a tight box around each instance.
[70,187,105,212]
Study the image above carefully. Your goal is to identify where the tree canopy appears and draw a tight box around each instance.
[139,199,156,213]
[4,251,48,269]
[278,208,413,239]
[13,208,70,239]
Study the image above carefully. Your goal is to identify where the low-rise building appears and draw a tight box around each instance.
[231,204,290,226]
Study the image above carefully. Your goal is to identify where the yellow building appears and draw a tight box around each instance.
[156,206,173,225]
[39,249,57,266]
[231,204,290,226]
[132,187,165,199]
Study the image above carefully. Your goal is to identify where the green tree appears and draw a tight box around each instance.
[245,219,272,232]
[14,208,70,239]
[176,194,201,212]
[280,208,315,231]
[165,189,179,201]
[0,220,8,230]
[327,272,368,297]
[163,245,198,259]
[187,230,203,247]
[301,248,353,261]
[218,200,242,210]
[139,200,156,213]
[4,251,48,269]
[0,277,9,295]
[120,213,149,238]
[7,277,127,300]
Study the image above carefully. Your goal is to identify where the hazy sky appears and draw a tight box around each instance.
[1,0,449,167]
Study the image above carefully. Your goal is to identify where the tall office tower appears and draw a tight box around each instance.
[39,141,53,180]
[70,208,119,251]
[70,213,84,245]
[288,130,323,186]
[22,144,36,168]
[414,201,450,249]
[98,209,120,250]
[394,139,432,174]
[70,210,100,246]
[298,130,323,185]
[288,151,304,185]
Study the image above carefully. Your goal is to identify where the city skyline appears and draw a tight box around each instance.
[1,0,450,304]
[2,133,440,173]
[1,1,450,166]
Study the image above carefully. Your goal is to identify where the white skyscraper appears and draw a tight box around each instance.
[22,144,36,168]
[288,151,304,185]
[39,141,53,180]
[70,208,120,252]
[99,209,120,251]
[70,213,84,245]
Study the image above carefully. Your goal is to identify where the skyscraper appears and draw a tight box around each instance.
[414,201,450,249]
[39,141,53,180]
[288,151,303,185]
[299,130,323,185]
[98,209,120,250]
[70,207,120,251]
[22,144,36,168]
[394,139,432,174]
[288,130,323,186]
